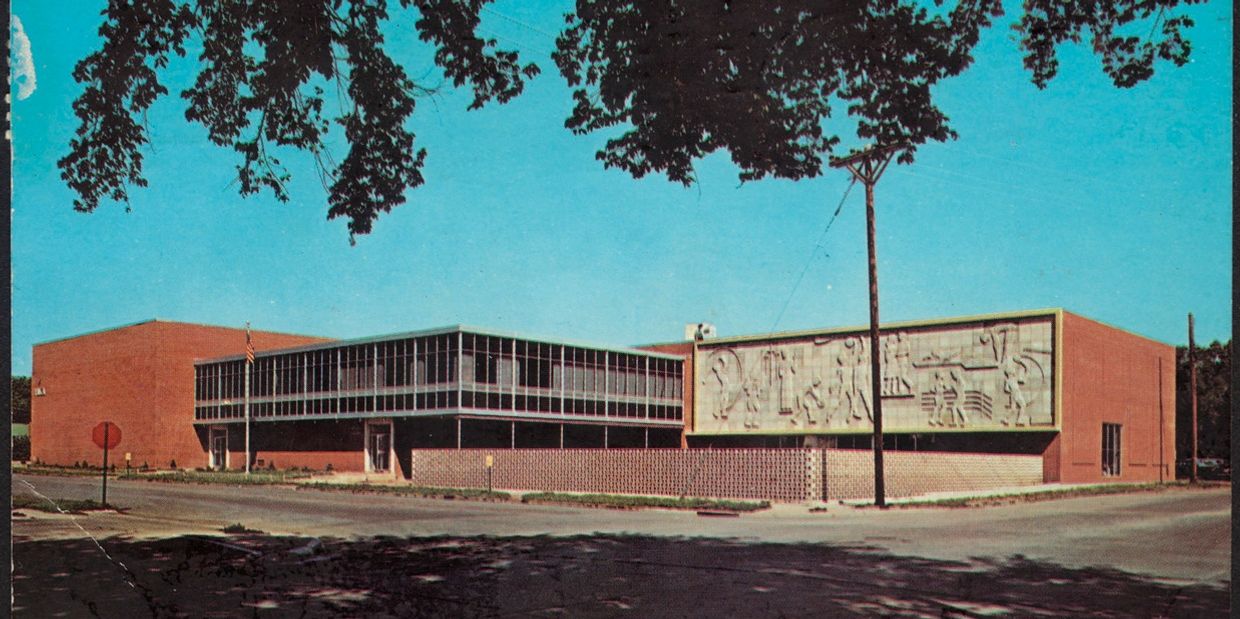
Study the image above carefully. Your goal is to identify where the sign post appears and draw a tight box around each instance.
[485,455,494,493]
[92,422,122,507]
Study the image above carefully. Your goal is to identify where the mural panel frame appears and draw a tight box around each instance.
[690,310,1063,436]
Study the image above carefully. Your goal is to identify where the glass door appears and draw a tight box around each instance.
[210,431,227,470]
[369,427,390,472]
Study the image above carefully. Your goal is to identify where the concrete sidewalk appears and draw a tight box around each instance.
[833,481,1161,506]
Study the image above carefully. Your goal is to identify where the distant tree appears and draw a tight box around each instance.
[11,376,31,425]
[553,0,1203,184]
[1176,340,1231,461]
[12,436,31,462]
[60,0,538,241]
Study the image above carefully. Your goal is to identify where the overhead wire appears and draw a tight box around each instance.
[480,5,560,42]
[768,177,857,334]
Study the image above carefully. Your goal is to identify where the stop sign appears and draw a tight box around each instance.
[92,421,122,450]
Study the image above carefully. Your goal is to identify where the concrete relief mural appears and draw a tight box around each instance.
[696,318,1055,433]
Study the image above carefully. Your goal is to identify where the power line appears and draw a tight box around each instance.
[768,177,857,334]
[480,6,560,42]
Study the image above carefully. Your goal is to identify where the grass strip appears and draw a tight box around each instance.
[521,492,770,512]
[299,482,511,501]
[12,495,113,514]
[13,464,117,478]
[117,470,312,485]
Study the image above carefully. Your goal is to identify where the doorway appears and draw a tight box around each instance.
[366,421,392,473]
[209,427,228,471]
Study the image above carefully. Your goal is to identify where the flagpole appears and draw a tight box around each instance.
[245,322,252,475]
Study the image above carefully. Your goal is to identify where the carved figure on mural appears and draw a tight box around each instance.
[882,332,914,396]
[949,368,969,426]
[1001,356,1030,426]
[979,323,1044,426]
[710,355,731,419]
[980,324,1019,364]
[837,337,871,423]
[742,379,763,428]
[768,348,797,414]
[792,376,825,425]
[929,371,949,426]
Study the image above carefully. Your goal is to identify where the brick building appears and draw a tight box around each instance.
[29,321,329,469]
[678,308,1175,484]
[27,308,1174,495]
[192,326,685,475]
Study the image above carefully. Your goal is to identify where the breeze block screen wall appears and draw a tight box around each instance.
[408,448,1044,502]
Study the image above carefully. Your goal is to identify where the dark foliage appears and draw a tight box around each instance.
[13,436,31,462]
[60,0,537,241]
[554,0,1203,185]
[11,376,31,424]
[1176,340,1230,460]
[62,1,1201,237]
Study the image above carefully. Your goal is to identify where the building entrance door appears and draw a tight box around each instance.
[369,427,390,472]
[210,430,228,470]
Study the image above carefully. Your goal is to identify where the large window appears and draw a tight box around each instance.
[194,330,683,423]
[1102,423,1121,476]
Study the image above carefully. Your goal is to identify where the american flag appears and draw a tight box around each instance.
[245,323,255,365]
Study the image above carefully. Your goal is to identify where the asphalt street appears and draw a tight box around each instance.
[14,474,1230,581]
[11,474,1232,617]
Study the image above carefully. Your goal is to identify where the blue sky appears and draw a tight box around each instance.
[10,1,1232,375]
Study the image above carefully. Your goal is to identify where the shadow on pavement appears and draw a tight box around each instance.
[13,533,1229,617]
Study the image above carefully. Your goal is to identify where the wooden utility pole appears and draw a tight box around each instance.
[1188,313,1198,484]
[245,322,253,475]
[830,143,903,508]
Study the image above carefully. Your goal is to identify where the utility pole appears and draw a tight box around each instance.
[830,143,904,508]
[245,322,253,475]
[1188,313,1198,484]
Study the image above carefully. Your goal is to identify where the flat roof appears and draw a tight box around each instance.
[34,318,161,346]
[197,324,686,364]
[699,308,1063,346]
[34,318,326,347]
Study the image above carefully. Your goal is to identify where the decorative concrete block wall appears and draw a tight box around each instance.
[409,448,1043,502]
[410,448,823,502]
[824,449,1044,500]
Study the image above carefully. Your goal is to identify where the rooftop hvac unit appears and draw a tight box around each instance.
[684,322,718,341]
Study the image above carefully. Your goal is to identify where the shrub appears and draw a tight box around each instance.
[12,436,30,462]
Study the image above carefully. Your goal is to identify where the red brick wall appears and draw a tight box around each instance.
[231,420,366,473]
[30,321,329,469]
[1057,312,1175,483]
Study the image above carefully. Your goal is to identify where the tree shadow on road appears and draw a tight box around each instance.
[12,533,1229,617]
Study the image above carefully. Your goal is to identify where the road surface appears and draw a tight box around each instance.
[12,474,1230,617]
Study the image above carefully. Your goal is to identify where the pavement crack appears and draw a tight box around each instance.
[18,480,136,589]
[18,479,166,618]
